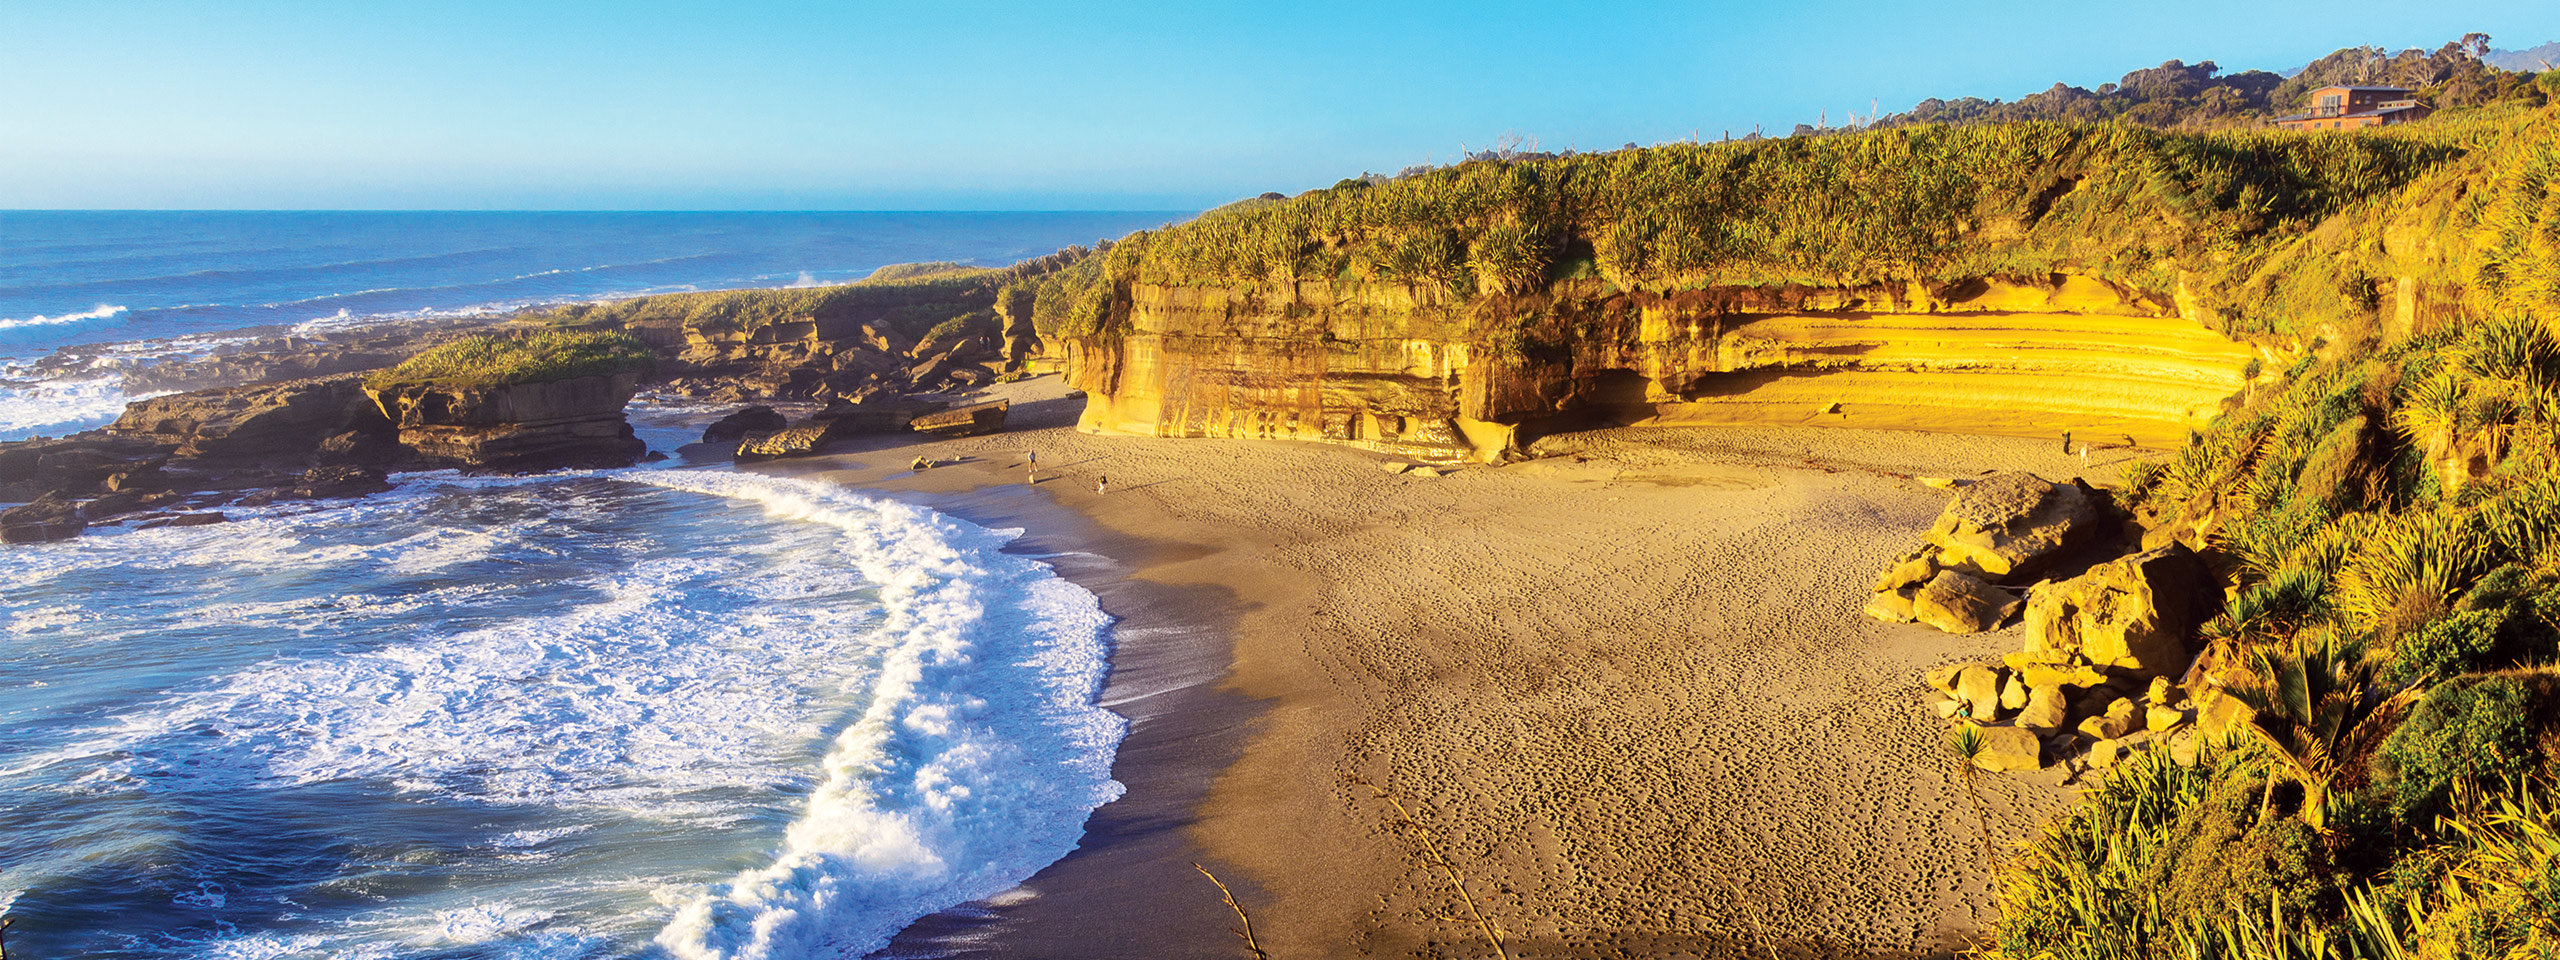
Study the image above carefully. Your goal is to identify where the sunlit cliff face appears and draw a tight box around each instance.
[1070,274,2256,461]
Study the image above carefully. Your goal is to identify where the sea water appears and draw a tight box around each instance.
[0,212,1169,958]
[0,210,1178,440]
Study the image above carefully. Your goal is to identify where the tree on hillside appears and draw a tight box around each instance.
[1878,37,2541,131]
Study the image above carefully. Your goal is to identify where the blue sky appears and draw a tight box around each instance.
[2,1,2550,210]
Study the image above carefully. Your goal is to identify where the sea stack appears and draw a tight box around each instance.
[361,331,655,473]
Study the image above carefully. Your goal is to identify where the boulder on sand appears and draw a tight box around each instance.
[2021,541,2217,676]
[1913,570,2022,634]
[1925,472,2111,583]
[1968,724,2045,772]
[1955,663,2005,720]
[736,422,834,462]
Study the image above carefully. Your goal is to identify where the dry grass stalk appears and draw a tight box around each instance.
[1193,862,1269,960]
[1353,775,1512,960]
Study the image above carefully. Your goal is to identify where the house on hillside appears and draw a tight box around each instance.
[2272,85,2432,130]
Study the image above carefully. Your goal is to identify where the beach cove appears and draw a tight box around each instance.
[769,375,2124,959]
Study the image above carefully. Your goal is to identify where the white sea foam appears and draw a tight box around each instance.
[2,469,1123,958]
[0,303,125,330]
[0,375,155,440]
[633,472,1124,960]
[426,902,556,944]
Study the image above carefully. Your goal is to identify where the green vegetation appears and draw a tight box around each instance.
[860,261,992,283]
[1027,111,2559,348]
[1974,97,2560,958]
[539,269,1000,340]
[1887,37,2543,131]
[365,330,654,390]
[1989,736,2560,959]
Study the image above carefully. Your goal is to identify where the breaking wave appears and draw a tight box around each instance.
[634,472,1124,960]
[0,303,125,330]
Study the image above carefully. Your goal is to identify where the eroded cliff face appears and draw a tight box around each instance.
[1070,273,2256,461]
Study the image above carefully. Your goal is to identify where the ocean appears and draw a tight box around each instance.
[0,211,1178,441]
[0,211,1179,959]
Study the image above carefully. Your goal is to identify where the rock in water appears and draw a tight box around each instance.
[0,435,176,501]
[701,405,788,444]
[367,372,647,473]
[2020,541,2216,676]
[138,512,227,529]
[1913,570,2022,634]
[293,466,394,500]
[111,374,392,463]
[1925,472,2110,582]
[1,492,86,543]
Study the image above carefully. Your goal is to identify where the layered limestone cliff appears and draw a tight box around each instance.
[1044,119,2491,461]
[1071,274,2257,461]
[366,372,646,472]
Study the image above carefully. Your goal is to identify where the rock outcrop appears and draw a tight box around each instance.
[1912,537,2219,773]
[367,372,647,472]
[0,434,171,501]
[702,405,788,444]
[1,493,86,543]
[910,400,1008,438]
[1868,472,2120,634]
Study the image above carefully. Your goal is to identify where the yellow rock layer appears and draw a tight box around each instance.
[1071,276,2255,460]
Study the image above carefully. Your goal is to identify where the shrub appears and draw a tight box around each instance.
[366,331,655,390]
[2388,606,2524,687]
[1984,733,2255,959]
[2376,676,2541,824]
[920,310,999,347]
[2147,778,2342,925]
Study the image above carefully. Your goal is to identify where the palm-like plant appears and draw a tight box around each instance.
[2393,370,2467,469]
[2334,511,2494,637]
[2228,629,2420,831]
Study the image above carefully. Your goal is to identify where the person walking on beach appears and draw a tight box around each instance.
[1096,475,1108,495]
[1026,449,1038,485]
[2061,430,2073,455]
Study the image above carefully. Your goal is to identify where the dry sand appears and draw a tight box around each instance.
[743,376,2138,959]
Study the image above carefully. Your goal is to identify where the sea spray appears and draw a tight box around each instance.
[635,472,1125,960]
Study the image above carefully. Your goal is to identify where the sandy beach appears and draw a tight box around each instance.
[759,376,2134,959]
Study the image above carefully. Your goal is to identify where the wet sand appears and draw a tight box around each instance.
[756,376,2127,959]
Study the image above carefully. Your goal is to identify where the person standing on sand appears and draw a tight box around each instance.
[1026,449,1038,485]
[2062,430,2072,455]
[1096,475,1108,495]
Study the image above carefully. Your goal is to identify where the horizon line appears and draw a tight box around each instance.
[0,208,1208,214]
